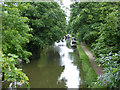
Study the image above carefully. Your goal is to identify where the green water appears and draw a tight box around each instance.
[2,40,87,88]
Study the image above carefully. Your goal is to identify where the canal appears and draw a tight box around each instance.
[3,39,87,88]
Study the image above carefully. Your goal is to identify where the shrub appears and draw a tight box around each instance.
[93,51,120,88]
[1,53,30,88]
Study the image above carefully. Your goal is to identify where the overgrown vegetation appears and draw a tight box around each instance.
[2,2,66,88]
[68,1,120,88]
[1,54,30,88]
[93,52,120,88]
[21,2,66,56]
[2,1,120,88]
[2,2,32,63]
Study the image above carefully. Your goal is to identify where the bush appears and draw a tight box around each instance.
[93,51,120,88]
[83,31,98,45]
[1,53,30,88]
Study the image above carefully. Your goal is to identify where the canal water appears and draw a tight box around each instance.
[2,39,87,88]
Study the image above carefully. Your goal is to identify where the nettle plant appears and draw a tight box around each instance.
[94,51,120,88]
[0,54,30,88]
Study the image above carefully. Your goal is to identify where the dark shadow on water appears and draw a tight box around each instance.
[68,49,87,88]
[22,45,67,88]
[2,40,87,88]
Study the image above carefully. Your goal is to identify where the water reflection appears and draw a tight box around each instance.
[55,40,80,88]
[23,40,84,88]
[2,40,86,88]
[22,46,66,88]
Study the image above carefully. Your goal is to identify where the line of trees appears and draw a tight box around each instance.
[1,2,66,88]
[21,2,67,58]
[68,2,120,88]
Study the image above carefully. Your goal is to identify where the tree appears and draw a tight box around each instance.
[92,2,120,56]
[2,2,32,62]
[68,1,120,88]
[68,2,101,44]
[21,2,67,56]
[2,2,67,88]
[2,2,32,88]
[1,54,30,88]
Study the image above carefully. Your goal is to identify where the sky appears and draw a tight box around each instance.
[61,0,73,22]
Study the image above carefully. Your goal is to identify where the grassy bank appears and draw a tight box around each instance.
[77,41,97,87]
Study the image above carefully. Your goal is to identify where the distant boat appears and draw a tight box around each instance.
[71,37,77,47]
[65,34,71,40]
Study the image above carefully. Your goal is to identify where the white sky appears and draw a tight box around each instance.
[61,0,73,22]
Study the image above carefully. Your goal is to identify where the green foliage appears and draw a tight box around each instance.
[83,31,98,45]
[67,2,101,44]
[92,3,120,56]
[68,2,120,53]
[96,52,119,67]
[1,53,30,88]
[69,1,120,88]
[93,52,120,88]
[2,2,67,88]
[2,2,32,62]
[21,2,67,51]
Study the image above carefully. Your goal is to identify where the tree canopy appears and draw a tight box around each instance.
[2,2,32,62]
[68,2,120,56]
[2,2,67,88]
[21,2,67,52]
[68,2,120,88]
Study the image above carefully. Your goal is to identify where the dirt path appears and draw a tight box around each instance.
[81,42,104,76]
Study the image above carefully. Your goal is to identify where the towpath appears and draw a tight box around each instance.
[81,42,104,76]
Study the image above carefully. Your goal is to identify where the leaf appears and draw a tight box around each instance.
[112,67,119,73]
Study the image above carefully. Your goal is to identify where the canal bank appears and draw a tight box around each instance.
[77,41,97,87]
[80,42,104,76]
